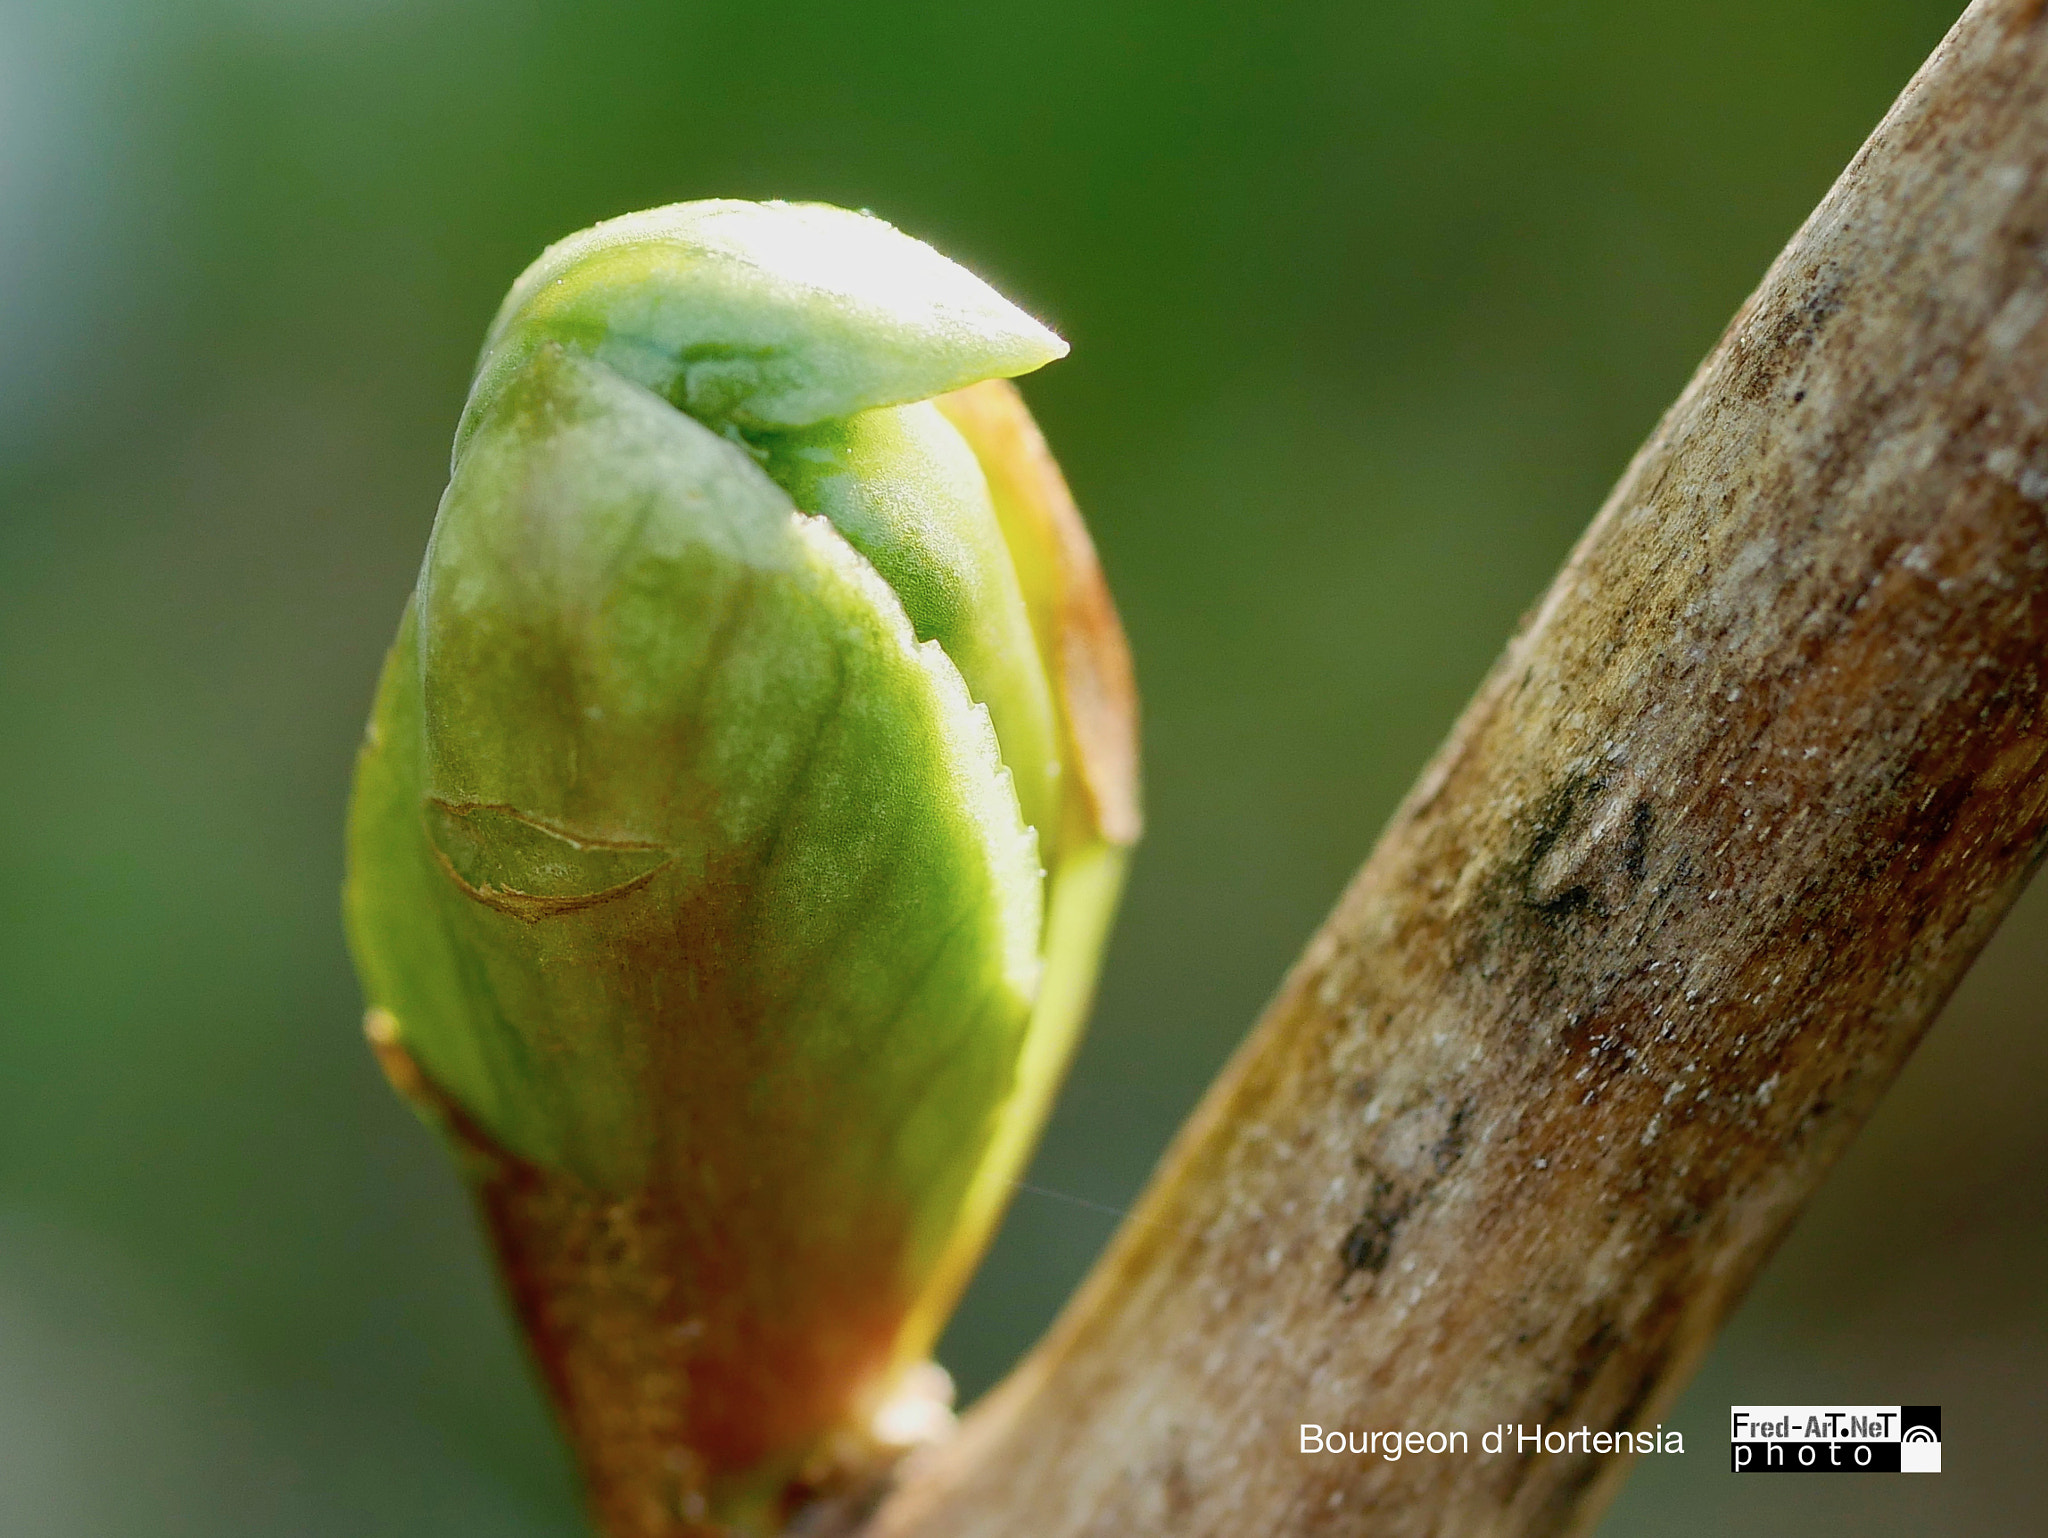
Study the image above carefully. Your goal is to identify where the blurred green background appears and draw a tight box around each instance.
[2,0,2039,1532]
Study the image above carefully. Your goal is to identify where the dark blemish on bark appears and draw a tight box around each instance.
[1337,1175,1414,1281]
[1560,1320,1622,1422]
[1336,1094,1470,1290]
[1608,1341,1674,1441]
[1519,775,1605,921]
[1791,1096,1838,1147]
[1731,267,1844,401]
[1431,1099,1473,1176]
[1530,882,1594,921]
[1661,1205,1706,1240]
[1624,801,1653,886]
[1548,1452,1608,1513]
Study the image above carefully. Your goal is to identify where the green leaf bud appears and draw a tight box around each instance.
[344,201,1137,1536]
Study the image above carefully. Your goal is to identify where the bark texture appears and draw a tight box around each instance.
[866,3,2048,1535]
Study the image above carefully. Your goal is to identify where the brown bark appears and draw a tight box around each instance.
[864,3,2048,1535]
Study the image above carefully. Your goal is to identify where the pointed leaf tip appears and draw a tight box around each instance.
[462,200,1068,449]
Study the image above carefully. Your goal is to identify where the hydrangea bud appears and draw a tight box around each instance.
[343,200,1138,1537]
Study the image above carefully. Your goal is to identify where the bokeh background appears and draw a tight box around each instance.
[1,0,2039,1532]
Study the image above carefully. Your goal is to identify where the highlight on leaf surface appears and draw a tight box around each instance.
[343,199,1137,1536]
